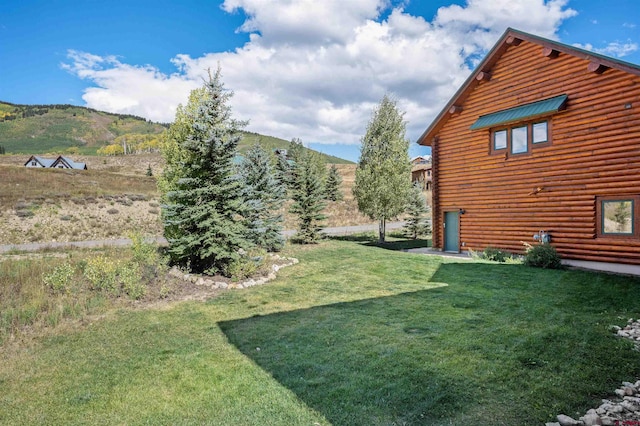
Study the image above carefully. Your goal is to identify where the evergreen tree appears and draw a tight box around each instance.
[353,95,412,243]
[325,164,343,201]
[161,68,251,274]
[274,147,294,190]
[404,182,431,239]
[289,146,326,243]
[239,144,286,251]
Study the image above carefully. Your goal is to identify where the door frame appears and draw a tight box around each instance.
[443,210,460,253]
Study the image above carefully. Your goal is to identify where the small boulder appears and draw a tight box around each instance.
[581,413,602,426]
[557,414,582,426]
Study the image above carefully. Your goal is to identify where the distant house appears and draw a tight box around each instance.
[24,155,87,170]
[24,156,56,168]
[411,156,432,190]
[417,27,640,272]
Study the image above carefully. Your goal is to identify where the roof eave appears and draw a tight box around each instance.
[417,28,516,146]
[416,28,640,147]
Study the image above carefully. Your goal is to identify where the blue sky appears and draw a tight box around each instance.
[1,0,639,162]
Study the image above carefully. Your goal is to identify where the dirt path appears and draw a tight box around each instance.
[0,222,406,253]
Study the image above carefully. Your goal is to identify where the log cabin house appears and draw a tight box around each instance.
[411,156,432,190]
[417,28,640,273]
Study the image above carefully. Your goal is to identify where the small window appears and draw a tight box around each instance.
[31,161,36,166]
[511,126,528,154]
[532,122,548,144]
[494,130,507,150]
[602,200,634,235]
[597,196,640,238]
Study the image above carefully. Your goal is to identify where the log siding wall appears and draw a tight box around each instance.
[432,40,640,264]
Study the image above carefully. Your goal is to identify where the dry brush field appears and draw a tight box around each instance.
[0,155,375,245]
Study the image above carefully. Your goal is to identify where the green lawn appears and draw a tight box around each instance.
[1,240,640,425]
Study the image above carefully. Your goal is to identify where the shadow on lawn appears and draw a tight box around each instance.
[328,233,432,251]
[220,262,640,426]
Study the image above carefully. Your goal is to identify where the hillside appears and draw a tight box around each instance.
[0,101,166,154]
[0,101,353,164]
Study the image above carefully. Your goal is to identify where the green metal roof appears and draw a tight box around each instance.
[470,94,568,130]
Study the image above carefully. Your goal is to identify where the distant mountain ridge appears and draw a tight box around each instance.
[0,101,353,164]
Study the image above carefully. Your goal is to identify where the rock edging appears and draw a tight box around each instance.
[167,254,299,290]
[548,319,640,426]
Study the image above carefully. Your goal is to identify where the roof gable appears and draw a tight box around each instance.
[24,156,56,167]
[417,28,640,146]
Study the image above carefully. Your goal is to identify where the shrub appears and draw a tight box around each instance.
[15,209,34,218]
[120,263,145,300]
[524,244,562,269]
[224,249,266,281]
[43,262,75,293]
[84,256,119,293]
[483,247,508,262]
[107,208,119,214]
[129,232,159,266]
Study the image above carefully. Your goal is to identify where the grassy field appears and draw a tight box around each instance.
[1,239,639,425]
[0,156,379,244]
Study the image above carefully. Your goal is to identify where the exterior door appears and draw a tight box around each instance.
[444,211,459,252]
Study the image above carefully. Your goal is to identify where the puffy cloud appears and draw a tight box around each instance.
[62,0,578,144]
[573,41,639,58]
[62,51,198,123]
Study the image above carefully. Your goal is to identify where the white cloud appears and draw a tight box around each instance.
[573,40,639,58]
[623,22,636,29]
[62,0,578,144]
[62,50,199,122]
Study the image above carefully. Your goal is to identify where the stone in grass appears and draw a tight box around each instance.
[580,412,602,426]
[546,423,561,426]
[557,414,582,426]
[599,418,616,426]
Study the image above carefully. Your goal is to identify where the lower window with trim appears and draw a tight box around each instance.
[596,196,640,238]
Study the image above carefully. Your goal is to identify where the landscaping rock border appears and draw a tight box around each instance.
[167,254,299,290]
[548,319,640,426]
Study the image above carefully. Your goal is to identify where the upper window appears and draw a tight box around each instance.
[597,196,640,238]
[511,126,528,154]
[494,130,507,150]
[532,122,548,144]
[491,120,551,155]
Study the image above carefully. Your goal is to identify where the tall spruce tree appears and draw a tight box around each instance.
[239,144,286,251]
[289,145,326,243]
[353,95,412,243]
[161,68,251,274]
[325,164,343,201]
[404,182,431,239]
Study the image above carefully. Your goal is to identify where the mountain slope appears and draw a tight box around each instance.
[0,101,353,163]
[0,102,166,154]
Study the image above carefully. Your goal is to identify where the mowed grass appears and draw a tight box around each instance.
[1,240,640,425]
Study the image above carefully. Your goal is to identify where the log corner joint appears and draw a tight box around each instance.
[506,36,522,46]
[448,105,463,115]
[588,61,609,74]
[542,47,559,59]
[476,71,492,81]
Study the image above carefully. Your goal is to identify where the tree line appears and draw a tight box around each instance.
[158,67,429,277]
